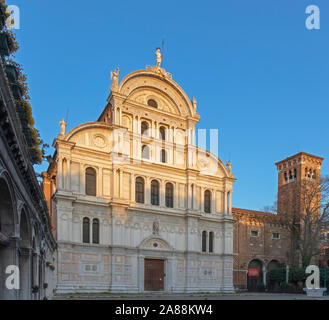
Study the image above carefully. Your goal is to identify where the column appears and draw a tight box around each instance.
[119,170,123,198]
[166,257,174,292]
[19,248,31,300]
[119,108,122,125]
[98,167,103,197]
[112,106,116,124]
[173,183,178,209]
[57,157,63,190]
[224,191,228,214]
[112,168,117,198]
[138,256,144,292]
[145,178,150,204]
[228,192,232,214]
[67,159,71,191]
[160,180,165,207]
[151,120,155,138]
[137,116,141,134]
[155,122,159,139]
[192,184,196,210]
[132,116,136,133]
[211,189,216,214]
[131,173,135,201]
[187,183,191,210]
[32,251,39,299]
[79,163,84,194]
[263,265,266,286]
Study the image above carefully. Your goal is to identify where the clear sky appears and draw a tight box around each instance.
[9,0,329,211]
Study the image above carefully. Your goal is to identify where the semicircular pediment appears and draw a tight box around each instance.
[118,70,196,118]
[139,236,172,250]
[65,122,113,152]
[128,87,181,116]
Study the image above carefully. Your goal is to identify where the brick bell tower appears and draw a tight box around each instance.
[275,152,324,218]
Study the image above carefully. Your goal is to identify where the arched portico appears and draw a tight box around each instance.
[19,208,31,300]
[0,175,18,300]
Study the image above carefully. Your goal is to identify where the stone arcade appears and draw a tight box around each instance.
[0,55,56,300]
[43,50,235,293]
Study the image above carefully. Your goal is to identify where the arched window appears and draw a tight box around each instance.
[289,170,292,180]
[83,217,90,243]
[209,231,214,253]
[309,169,312,178]
[202,231,207,252]
[160,149,167,163]
[151,180,160,206]
[141,121,149,136]
[294,168,297,179]
[85,167,96,196]
[284,172,288,182]
[159,126,166,141]
[313,170,316,179]
[92,218,99,244]
[135,177,145,203]
[305,168,308,178]
[147,99,158,108]
[142,145,150,159]
[204,190,211,213]
[165,183,174,208]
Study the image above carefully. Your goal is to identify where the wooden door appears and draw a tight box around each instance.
[144,259,165,291]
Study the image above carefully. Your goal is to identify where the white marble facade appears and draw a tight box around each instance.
[48,60,235,293]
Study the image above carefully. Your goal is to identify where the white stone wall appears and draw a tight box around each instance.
[52,68,235,293]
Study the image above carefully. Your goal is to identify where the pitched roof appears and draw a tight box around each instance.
[232,207,276,217]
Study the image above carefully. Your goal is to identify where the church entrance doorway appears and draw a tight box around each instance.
[144,259,165,291]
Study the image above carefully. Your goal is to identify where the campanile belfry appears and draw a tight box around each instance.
[275,152,324,217]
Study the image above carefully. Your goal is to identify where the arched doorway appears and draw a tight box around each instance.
[268,260,280,271]
[266,259,280,290]
[19,209,31,300]
[247,259,263,291]
[0,176,17,300]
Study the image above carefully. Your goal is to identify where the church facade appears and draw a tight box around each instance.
[43,51,235,293]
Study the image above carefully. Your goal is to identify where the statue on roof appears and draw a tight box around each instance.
[192,97,197,111]
[59,118,66,137]
[155,48,162,68]
[226,160,232,174]
[110,67,120,92]
[145,48,172,79]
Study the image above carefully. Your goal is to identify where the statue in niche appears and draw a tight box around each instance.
[153,221,159,235]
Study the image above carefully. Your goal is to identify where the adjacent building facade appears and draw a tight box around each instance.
[0,57,56,299]
[233,152,324,289]
[43,53,236,293]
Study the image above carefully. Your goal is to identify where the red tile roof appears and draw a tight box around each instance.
[232,207,276,216]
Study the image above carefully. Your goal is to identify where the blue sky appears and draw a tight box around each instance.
[9,0,329,211]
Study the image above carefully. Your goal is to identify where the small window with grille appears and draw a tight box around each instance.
[272,232,280,239]
[251,230,259,237]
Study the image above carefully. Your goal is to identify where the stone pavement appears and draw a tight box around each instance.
[52,292,329,300]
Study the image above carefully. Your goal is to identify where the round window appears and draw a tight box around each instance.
[147,99,158,108]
